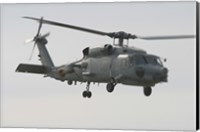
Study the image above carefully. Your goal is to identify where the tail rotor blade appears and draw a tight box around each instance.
[29,43,37,60]
[36,17,43,37]
[40,32,50,38]
[24,38,34,44]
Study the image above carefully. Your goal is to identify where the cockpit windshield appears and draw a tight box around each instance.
[145,55,162,65]
[133,54,163,66]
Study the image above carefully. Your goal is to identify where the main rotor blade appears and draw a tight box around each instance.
[138,35,195,40]
[23,16,110,37]
[23,17,196,41]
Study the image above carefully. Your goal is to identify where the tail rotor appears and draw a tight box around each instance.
[24,17,50,60]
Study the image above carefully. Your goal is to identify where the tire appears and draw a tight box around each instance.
[82,91,88,98]
[107,83,114,93]
[143,87,152,96]
[87,91,92,98]
[68,80,73,85]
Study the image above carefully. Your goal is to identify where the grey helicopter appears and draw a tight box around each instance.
[16,17,195,98]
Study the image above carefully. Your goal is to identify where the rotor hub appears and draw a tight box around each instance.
[108,31,137,40]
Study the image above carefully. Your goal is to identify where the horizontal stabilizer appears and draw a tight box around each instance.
[16,64,47,74]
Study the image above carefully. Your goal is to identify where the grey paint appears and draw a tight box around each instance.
[0,2,197,130]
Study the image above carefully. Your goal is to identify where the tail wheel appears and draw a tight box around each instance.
[67,80,73,85]
[143,87,152,96]
[106,83,115,93]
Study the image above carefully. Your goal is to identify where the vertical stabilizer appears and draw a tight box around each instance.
[36,37,54,67]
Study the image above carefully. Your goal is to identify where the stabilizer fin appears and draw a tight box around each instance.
[16,63,47,74]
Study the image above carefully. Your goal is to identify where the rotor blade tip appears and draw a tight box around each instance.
[22,16,29,19]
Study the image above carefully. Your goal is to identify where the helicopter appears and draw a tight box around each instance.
[16,16,195,98]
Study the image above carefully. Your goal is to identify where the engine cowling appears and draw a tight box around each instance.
[82,44,113,57]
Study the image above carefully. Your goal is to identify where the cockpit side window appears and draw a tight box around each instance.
[146,56,157,64]
[135,55,147,65]
[129,56,134,66]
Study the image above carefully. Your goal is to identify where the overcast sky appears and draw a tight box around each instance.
[0,1,197,131]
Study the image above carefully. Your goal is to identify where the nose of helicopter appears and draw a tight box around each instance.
[153,67,168,82]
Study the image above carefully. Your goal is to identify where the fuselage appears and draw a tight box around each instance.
[50,44,168,87]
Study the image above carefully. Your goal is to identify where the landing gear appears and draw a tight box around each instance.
[67,80,73,85]
[143,86,152,96]
[106,83,115,93]
[82,91,92,98]
[106,77,118,93]
[82,82,92,98]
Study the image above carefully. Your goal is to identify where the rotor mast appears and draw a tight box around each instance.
[118,38,124,46]
[110,31,137,46]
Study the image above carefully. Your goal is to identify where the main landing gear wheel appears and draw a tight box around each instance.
[106,83,115,93]
[67,80,73,85]
[82,82,92,98]
[82,91,92,98]
[143,87,152,96]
